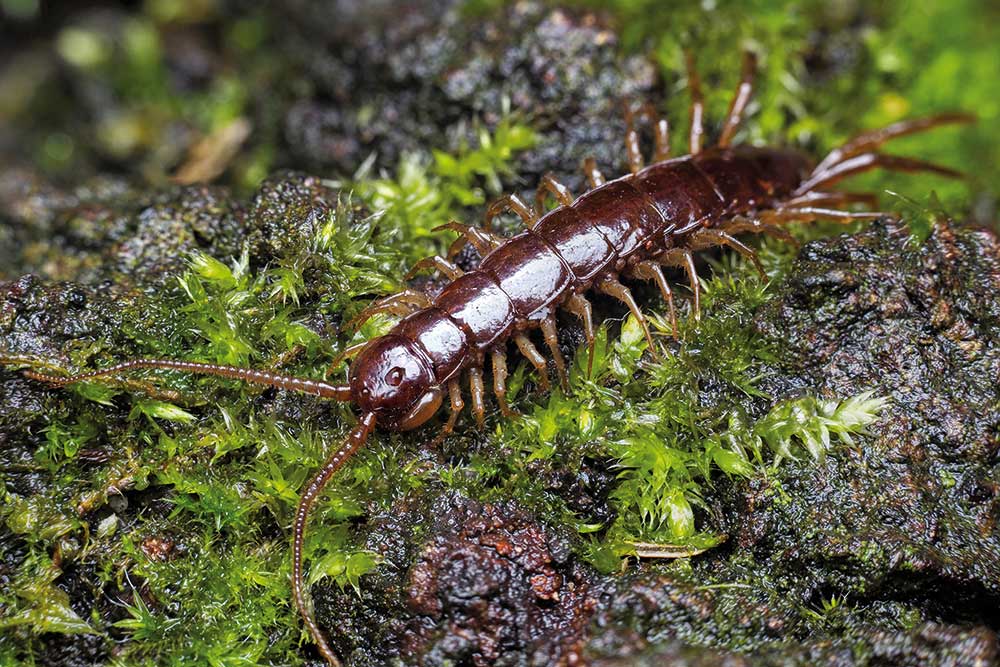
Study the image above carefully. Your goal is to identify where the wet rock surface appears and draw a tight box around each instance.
[0,168,247,285]
[751,219,1000,603]
[278,1,656,191]
[315,493,601,666]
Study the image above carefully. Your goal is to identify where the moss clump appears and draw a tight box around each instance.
[0,115,539,664]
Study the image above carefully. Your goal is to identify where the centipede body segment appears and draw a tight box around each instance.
[6,51,973,666]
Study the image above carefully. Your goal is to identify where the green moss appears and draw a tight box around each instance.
[571,0,994,210]
[469,247,886,568]
[356,116,538,262]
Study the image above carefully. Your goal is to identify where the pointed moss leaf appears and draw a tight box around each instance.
[6,496,78,542]
[308,549,381,592]
[665,488,695,539]
[189,252,236,288]
[73,381,118,405]
[755,392,886,461]
[581,539,623,575]
[826,391,888,432]
[131,399,196,423]
[4,574,95,635]
[708,443,754,477]
[1,597,96,636]
[96,513,118,539]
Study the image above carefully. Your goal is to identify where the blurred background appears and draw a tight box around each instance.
[1,0,996,211]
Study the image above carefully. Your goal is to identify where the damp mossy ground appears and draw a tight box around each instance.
[1,1,998,665]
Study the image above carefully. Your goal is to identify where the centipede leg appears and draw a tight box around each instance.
[346,290,431,330]
[718,51,757,148]
[405,255,464,280]
[658,249,701,322]
[783,190,880,209]
[432,380,464,446]
[434,221,504,258]
[719,216,799,247]
[761,207,883,225]
[795,152,964,195]
[535,173,575,214]
[688,229,767,280]
[564,293,596,376]
[514,333,551,392]
[540,314,570,392]
[485,193,537,231]
[491,348,516,417]
[624,105,646,174]
[627,261,679,340]
[582,158,606,188]
[684,50,705,155]
[625,102,670,172]
[468,366,487,428]
[812,112,975,175]
[596,275,658,359]
[650,112,670,162]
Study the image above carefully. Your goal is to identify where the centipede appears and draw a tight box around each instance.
[3,52,973,666]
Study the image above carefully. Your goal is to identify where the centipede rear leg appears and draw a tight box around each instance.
[812,112,976,175]
[761,207,884,226]
[784,190,880,209]
[798,152,965,194]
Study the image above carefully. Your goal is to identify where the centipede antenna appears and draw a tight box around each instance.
[23,359,352,401]
[813,112,976,175]
[292,412,377,667]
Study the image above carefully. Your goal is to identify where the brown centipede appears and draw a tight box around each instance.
[6,51,973,666]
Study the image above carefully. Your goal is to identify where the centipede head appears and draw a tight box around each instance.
[348,334,443,431]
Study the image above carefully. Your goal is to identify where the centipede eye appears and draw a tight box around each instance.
[386,366,405,386]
